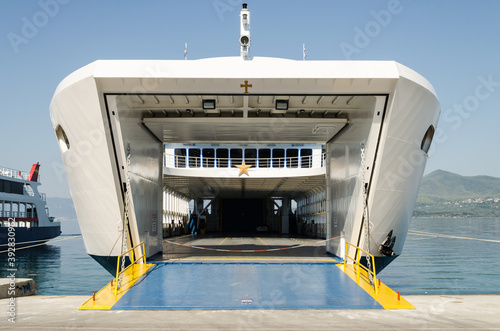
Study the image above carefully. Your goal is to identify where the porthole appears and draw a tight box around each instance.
[420,125,435,154]
[55,125,70,153]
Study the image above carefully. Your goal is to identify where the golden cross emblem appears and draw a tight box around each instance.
[236,161,252,176]
[240,80,252,94]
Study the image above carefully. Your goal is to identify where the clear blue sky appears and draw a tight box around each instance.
[1,0,499,198]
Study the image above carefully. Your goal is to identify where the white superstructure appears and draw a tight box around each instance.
[49,4,439,273]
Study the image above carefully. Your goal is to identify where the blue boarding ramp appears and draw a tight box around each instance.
[113,262,381,310]
[80,257,412,310]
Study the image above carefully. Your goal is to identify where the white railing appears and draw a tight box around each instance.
[0,166,37,182]
[0,211,37,218]
[164,153,326,170]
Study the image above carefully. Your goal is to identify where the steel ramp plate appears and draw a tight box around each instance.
[112,262,383,310]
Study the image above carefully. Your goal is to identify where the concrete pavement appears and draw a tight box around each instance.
[2,294,500,330]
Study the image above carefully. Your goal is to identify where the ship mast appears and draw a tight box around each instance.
[239,3,251,60]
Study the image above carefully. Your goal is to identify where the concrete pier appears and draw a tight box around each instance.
[1,295,499,330]
[0,278,35,299]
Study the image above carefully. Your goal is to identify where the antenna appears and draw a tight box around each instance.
[239,3,251,60]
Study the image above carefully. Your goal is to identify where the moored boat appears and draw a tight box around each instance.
[0,163,61,249]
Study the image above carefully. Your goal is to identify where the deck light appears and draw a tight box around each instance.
[275,100,288,111]
[203,99,216,109]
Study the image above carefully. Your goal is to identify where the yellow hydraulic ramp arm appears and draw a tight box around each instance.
[344,241,379,295]
[338,241,414,309]
[79,242,154,310]
[114,241,147,298]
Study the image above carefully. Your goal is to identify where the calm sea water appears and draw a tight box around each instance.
[0,235,111,295]
[381,217,500,295]
[1,218,499,295]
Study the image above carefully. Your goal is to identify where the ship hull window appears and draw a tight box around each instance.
[188,148,201,168]
[202,148,215,168]
[245,149,257,167]
[216,148,229,168]
[55,125,70,153]
[421,125,435,154]
[258,149,271,168]
[286,149,299,168]
[174,148,187,168]
[272,149,285,168]
[300,149,313,168]
[0,179,23,195]
[230,148,243,168]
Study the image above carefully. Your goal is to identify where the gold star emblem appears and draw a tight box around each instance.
[236,161,252,176]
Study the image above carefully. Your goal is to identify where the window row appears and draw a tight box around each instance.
[0,179,24,195]
[173,148,314,168]
[0,201,38,218]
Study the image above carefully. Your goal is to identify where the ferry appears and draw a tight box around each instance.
[50,4,440,275]
[0,163,61,248]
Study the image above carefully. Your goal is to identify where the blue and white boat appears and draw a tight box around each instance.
[0,163,61,248]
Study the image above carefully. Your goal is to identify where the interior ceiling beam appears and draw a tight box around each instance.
[144,117,347,143]
[163,175,326,200]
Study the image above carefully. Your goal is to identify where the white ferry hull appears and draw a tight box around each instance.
[50,58,439,273]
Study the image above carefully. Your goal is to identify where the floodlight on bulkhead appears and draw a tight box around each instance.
[202,99,216,109]
[275,100,289,110]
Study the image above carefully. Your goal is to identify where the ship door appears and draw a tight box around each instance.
[221,199,263,233]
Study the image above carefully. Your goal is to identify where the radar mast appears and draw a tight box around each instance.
[239,3,251,60]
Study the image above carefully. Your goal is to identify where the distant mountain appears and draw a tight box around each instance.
[417,170,500,203]
[414,170,500,217]
[45,171,499,222]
